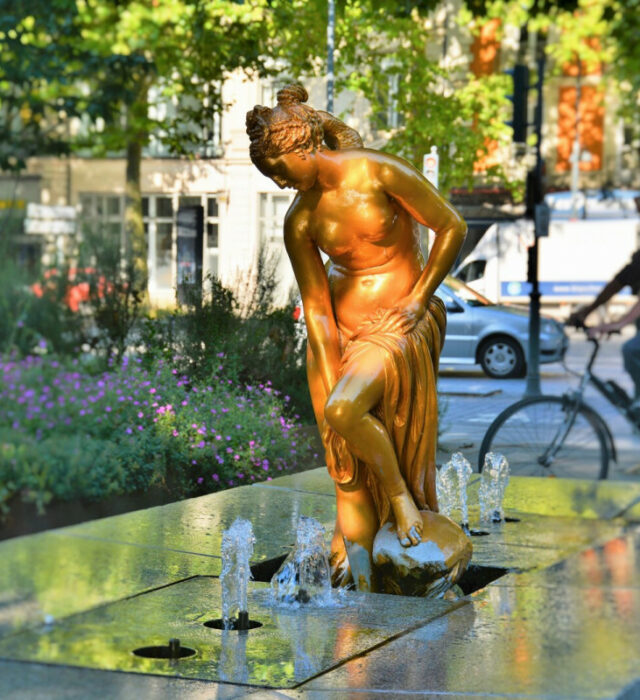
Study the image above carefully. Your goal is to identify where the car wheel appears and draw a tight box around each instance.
[479,336,525,379]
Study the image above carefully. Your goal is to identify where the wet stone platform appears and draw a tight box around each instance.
[0,469,639,699]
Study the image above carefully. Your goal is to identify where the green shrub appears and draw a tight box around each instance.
[0,354,318,513]
[140,246,313,421]
[0,223,145,364]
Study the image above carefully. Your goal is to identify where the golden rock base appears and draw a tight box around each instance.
[372,511,473,597]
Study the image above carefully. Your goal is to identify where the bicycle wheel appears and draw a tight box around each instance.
[478,396,609,479]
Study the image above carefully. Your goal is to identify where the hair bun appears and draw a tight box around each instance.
[277,84,308,107]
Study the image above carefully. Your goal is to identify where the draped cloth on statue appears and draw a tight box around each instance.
[323,296,447,525]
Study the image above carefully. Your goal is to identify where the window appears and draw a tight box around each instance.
[260,79,291,108]
[205,196,220,279]
[142,193,221,292]
[258,192,296,304]
[78,193,124,245]
[146,84,223,158]
[457,259,487,284]
[259,193,293,240]
[373,73,404,131]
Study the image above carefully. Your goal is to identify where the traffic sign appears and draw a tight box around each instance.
[422,146,439,189]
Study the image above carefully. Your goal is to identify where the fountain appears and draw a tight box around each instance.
[436,452,473,533]
[245,84,470,592]
[218,518,255,630]
[271,516,334,607]
[479,452,510,524]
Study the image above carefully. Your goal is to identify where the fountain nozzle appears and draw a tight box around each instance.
[236,610,250,631]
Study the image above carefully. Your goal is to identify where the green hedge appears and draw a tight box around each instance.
[0,354,318,515]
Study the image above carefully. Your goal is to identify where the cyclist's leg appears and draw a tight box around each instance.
[622,327,640,403]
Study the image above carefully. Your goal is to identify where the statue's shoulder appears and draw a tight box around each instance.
[283,194,311,236]
[338,148,415,177]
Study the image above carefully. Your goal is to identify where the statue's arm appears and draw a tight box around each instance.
[284,207,341,395]
[378,154,467,316]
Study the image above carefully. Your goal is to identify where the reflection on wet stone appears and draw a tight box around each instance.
[218,629,249,684]
[2,472,640,697]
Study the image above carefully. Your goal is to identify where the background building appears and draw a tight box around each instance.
[6,2,638,308]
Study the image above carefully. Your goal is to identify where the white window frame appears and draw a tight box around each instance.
[78,193,125,248]
[143,193,221,293]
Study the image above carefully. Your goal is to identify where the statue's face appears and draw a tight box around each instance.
[256,152,318,191]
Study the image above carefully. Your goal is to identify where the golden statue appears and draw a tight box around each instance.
[247,85,468,592]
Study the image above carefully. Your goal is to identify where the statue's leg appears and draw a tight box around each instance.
[306,344,348,580]
[335,478,378,592]
[324,344,423,547]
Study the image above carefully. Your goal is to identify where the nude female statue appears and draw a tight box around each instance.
[246,85,466,591]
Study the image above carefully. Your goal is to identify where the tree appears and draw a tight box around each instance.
[72,0,274,281]
[464,0,638,121]
[606,0,640,123]
[2,1,276,279]
[265,0,514,197]
[0,0,132,172]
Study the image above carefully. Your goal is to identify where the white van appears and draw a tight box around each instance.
[455,191,640,317]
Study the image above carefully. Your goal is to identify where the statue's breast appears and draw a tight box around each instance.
[311,188,398,260]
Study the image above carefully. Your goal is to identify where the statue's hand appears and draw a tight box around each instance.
[392,295,427,332]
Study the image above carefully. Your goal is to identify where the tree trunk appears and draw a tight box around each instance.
[125,137,147,283]
[125,81,149,290]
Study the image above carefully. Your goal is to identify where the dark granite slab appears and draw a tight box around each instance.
[0,533,219,640]
[0,577,462,688]
[60,484,337,563]
[303,581,640,698]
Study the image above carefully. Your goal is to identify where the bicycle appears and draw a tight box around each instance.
[478,327,640,479]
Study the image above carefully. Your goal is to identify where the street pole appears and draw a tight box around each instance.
[524,46,546,398]
[327,0,335,113]
[570,57,582,220]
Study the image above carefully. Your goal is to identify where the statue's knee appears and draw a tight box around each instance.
[324,397,356,436]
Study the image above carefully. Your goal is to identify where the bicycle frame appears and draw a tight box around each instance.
[561,336,620,463]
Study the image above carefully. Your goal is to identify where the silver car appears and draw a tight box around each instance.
[438,277,568,378]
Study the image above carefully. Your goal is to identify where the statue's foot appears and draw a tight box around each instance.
[330,539,353,587]
[389,491,423,547]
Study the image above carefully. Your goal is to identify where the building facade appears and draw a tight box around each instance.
[7,5,638,307]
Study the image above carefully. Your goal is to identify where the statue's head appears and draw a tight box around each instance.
[246,84,324,161]
[246,84,324,190]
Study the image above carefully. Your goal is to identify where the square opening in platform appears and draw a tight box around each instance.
[251,554,507,596]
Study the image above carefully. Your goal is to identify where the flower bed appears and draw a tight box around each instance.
[0,354,319,517]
